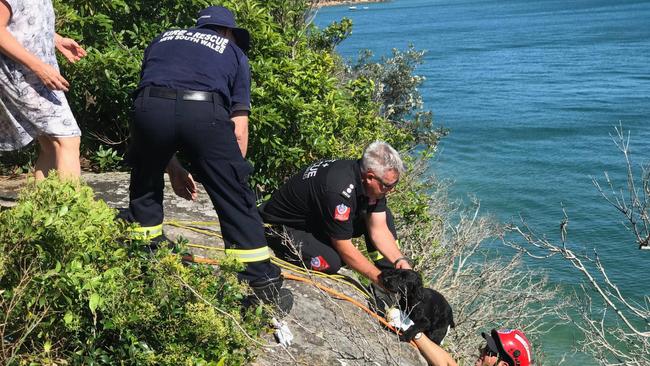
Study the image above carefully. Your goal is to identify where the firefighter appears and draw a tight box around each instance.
[124,6,291,312]
[259,141,412,285]
[409,328,533,366]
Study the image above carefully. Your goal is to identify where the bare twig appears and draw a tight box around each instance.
[509,125,650,364]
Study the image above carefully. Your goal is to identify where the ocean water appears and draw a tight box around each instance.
[316,0,650,362]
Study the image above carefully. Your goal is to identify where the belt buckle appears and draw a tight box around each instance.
[183,90,209,102]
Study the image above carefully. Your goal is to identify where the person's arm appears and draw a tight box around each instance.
[367,211,412,269]
[231,111,248,157]
[331,238,382,284]
[0,1,69,90]
[54,33,86,63]
[414,334,458,366]
[166,155,197,201]
[230,51,251,157]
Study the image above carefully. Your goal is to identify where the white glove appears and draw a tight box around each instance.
[386,307,414,331]
[271,317,294,347]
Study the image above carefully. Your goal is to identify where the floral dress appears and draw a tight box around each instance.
[0,0,81,151]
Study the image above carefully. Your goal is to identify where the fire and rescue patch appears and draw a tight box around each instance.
[310,255,330,271]
[333,203,351,221]
[158,29,229,54]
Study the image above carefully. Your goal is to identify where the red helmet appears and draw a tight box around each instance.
[492,328,532,366]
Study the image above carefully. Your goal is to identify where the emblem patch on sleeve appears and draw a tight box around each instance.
[310,256,330,271]
[334,203,351,221]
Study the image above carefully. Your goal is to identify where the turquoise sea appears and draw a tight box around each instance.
[316,0,650,362]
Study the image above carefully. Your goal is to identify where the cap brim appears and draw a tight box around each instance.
[232,28,250,52]
[195,22,250,52]
[481,332,499,354]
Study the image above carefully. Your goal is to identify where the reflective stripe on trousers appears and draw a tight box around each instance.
[130,224,163,240]
[225,246,272,263]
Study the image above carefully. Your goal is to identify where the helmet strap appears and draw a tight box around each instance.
[494,355,511,366]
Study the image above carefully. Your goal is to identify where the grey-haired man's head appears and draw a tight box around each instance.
[361,141,405,199]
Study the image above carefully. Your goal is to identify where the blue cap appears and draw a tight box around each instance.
[196,6,250,52]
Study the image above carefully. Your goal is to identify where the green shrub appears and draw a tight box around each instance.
[91,145,124,172]
[51,0,426,194]
[0,145,37,176]
[0,175,264,365]
[350,45,448,146]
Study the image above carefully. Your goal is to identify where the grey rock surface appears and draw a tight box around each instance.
[0,172,425,365]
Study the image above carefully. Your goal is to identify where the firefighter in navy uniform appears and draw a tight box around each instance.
[125,6,292,313]
[259,141,412,286]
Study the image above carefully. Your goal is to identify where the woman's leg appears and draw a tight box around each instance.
[34,135,80,180]
[34,136,56,180]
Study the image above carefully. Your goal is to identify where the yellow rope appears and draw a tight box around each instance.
[166,220,421,351]
[165,220,372,299]
[178,253,418,351]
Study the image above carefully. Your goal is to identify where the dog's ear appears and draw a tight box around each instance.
[379,268,395,283]
[401,270,424,298]
[412,285,425,301]
[379,269,401,292]
[404,270,423,288]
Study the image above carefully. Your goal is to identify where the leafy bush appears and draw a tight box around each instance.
[350,45,447,146]
[51,0,430,193]
[91,145,124,172]
[0,175,264,365]
[51,0,444,273]
[0,145,37,176]
[54,0,213,154]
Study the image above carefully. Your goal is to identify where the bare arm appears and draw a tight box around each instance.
[414,334,458,366]
[231,111,249,157]
[54,32,86,63]
[165,155,197,201]
[0,1,69,90]
[367,211,412,269]
[331,238,382,284]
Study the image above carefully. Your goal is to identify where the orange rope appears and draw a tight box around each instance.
[182,254,218,265]
[181,254,418,349]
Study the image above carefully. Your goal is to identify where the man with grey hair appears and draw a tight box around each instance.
[259,141,412,285]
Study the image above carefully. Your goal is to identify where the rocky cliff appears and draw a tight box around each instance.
[0,172,425,366]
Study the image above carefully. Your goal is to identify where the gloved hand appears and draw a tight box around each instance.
[271,317,293,347]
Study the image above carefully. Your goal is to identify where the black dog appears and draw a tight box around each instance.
[379,268,455,344]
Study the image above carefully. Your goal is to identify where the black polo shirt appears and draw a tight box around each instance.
[138,27,251,113]
[259,159,387,240]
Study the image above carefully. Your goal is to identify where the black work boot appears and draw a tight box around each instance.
[243,276,294,317]
[146,234,177,253]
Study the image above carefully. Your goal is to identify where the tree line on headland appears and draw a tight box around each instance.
[316,0,389,7]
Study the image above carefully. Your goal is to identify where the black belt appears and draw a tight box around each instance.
[144,86,224,105]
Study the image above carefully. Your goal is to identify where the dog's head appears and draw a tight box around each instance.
[379,269,424,300]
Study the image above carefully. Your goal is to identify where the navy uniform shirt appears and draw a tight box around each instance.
[260,159,387,240]
[138,27,251,113]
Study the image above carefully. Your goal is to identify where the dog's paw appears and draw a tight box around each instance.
[399,326,422,342]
